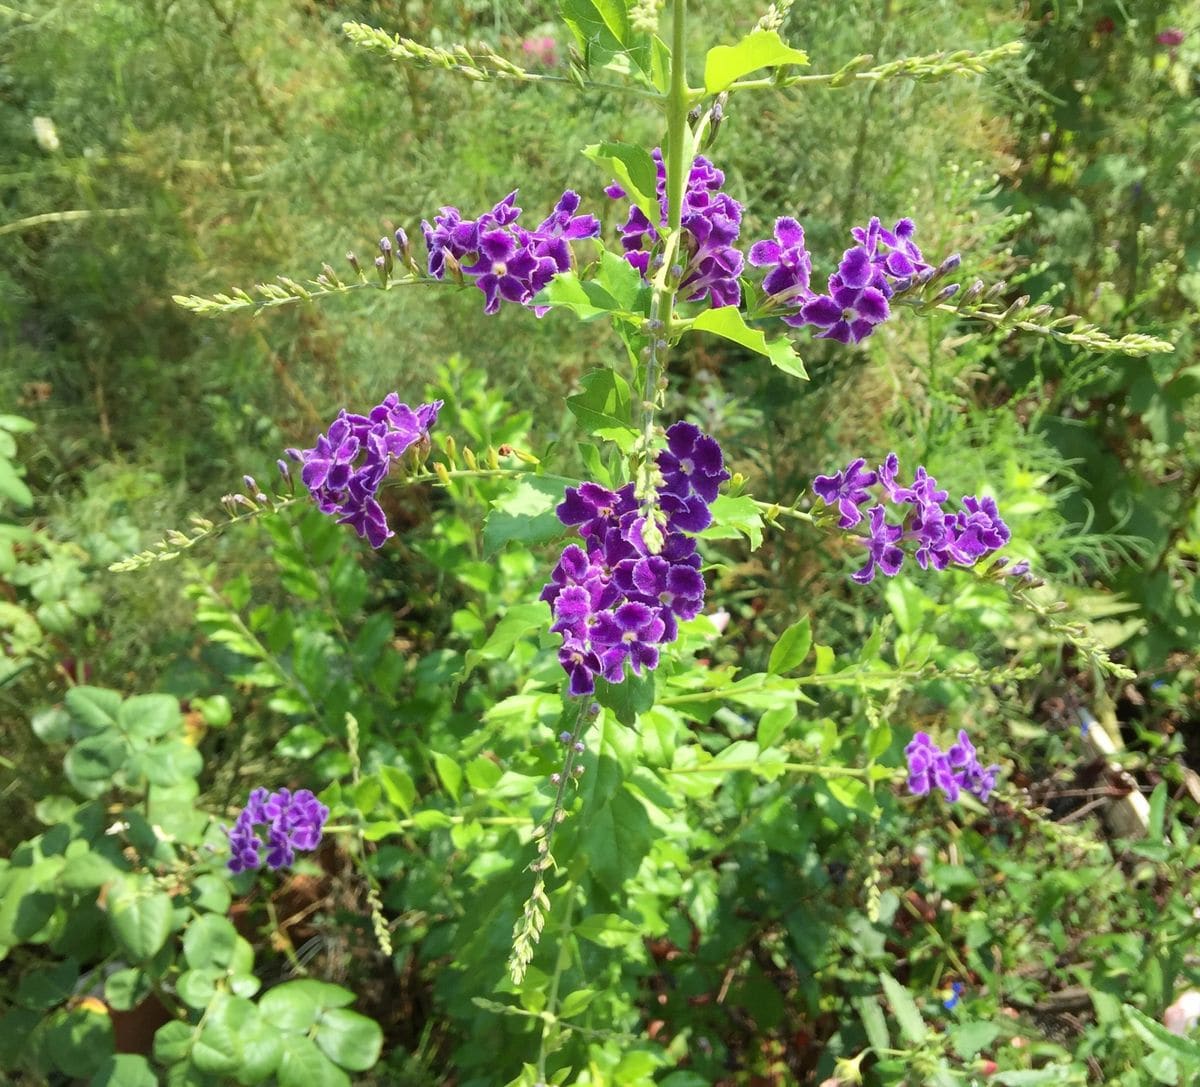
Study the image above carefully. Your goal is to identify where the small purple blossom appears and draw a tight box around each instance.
[748,217,814,325]
[814,452,1011,581]
[1157,27,1185,47]
[904,730,1000,805]
[800,266,891,344]
[422,189,599,315]
[227,787,329,874]
[812,457,878,529]
[607,149,745,308]
[286,394,442,548]
[542,421,728,694]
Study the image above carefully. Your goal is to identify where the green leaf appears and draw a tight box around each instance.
[379,766,416,816]
[183,914,239,970]
[64,687,122,734]
[0,458,33,507]
[462,602,552,683]
[583,142,659,229]
[1123,1003,1200,1065]
[177,969,219,1009]
[704,29,809,93]
[565,368,639,450]
[993,1071,1086,1086]
[314,1008,383,1071]
[0,860,60,944]
[594,670,656,726]
[105,968,152,1012]
[260,980,355,1035]
[48,1006,114,1078]
[466,756,503,792]
[949,1020,1001,1059]
[89,1054,159,1087]
[138,739,203,787]
[879,971,927,1045]
[700,493,764,550]
[755,705,793,750]
[559,989,597,1018]
[65,733,129,793]
[277,1035,350,1087]
[60,849,120,890]
[117,694,181,740]
[1147,781,1167,841]
[31,706,72,743]
[432,751,463,802]
[768,616,812,674]
[192,994,257,1075]
[689,306,807,380]
[153,1020,194,1065]
[856,995,890,1054]
[277,724,327,760]
[107,881,173,961]
[483,476,571,558]
[16,957,80,1009]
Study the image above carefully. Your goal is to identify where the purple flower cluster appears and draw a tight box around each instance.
[541,421,729,695]
[607,149,744,308]
[286,394,442,548]
[422,190,599,315]
[227,787,329,873]
[813,453,1010,583]
[751,215,943,344]
[905,730,999,803]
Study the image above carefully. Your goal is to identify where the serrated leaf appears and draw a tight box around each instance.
[879,971,927,1045]
[432,751,463,802]
[690,306,807,379]
[768,616,811,674]
[482,476,571,558]
[117,694,181,740]
[64,686,122,733]
[704,29,809,92]
[565,367,638,450]
[856,995,890,1054]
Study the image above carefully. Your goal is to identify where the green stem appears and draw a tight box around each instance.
[664,761,876,778]
[535,887,578,1080]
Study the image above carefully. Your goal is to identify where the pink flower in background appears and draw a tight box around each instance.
[1156,28,1185,47]
[521,36,558,67]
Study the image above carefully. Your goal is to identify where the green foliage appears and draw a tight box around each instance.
[4,1,1200,1086]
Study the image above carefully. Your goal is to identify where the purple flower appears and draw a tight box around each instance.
[1157,27,1185,47]
[286,394,442,548]
[422,189,599,314]
[658,421,731,505]
[543,422,729,692]
[812,457,878,529]
[814,452,1011,580]
[852,504,905,584]
[226,787,329,874]
[592,601,666,683]
[749,217,814,324]
[850,217,932,290]
[800,266,891,345]
[608,148,745,308]
[904,729,999,805]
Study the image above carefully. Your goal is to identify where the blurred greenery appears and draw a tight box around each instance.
[2,1,1199,1085]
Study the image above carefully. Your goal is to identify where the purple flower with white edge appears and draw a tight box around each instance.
[800,264,891,345]
[226,787,329,874]
[812,457,878,529]
[748,217,814,324]
[852,505,904,584]
[659,421,731,504]
[542,422,729,694]
[607,148,745,308]
[851,216,933,292]
[286,394,442,548]
[591,601,666,683]
[904,732,940,796]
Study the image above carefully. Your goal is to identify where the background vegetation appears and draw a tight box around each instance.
[2,1,1198,1085]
